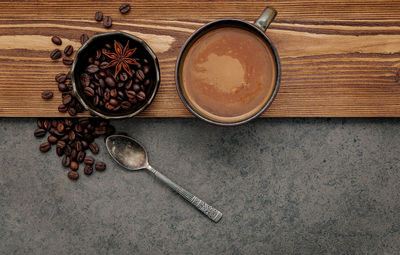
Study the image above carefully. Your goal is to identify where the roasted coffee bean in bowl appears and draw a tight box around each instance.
[71,32,160,119]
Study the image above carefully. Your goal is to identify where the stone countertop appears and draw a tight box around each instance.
[0,118,399,254]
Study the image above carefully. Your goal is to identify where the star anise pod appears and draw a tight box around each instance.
[103,40,139,77]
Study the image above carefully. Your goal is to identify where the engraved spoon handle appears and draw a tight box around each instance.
[147,165,222,223]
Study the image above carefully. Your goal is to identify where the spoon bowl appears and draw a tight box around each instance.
[105,135,223,222]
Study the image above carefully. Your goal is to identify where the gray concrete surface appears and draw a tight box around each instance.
[0,117,399,254]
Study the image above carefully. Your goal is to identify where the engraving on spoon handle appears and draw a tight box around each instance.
[147,165,222,223]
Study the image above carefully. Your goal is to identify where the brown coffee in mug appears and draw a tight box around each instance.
[176,7,280,126]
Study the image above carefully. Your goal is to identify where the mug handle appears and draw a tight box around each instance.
[254,7,277,31]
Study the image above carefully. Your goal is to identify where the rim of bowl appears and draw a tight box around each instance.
[71,31,161,119]
[175,19,281,126]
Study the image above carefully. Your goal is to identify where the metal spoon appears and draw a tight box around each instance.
[105,135,223,223]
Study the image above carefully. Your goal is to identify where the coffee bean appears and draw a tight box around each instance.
[56,140,66,149]
[137,91,146,101]
[143,65,150,74]
[37,119,44,129]
[94,126,107,135]
[89,142,99,154]
[58,104,68,113]
[57,83,67,92]
[57,123,65,133]
[66,71,71,80]
[103,91,111,101]
[55,73,67,83]
[113,105,121,111]
[41,90,53,99]
[119,72,128,82]
[94,11,103,21]
[84,156,94,165]
[119,3,131,14]
[126,90,136,99]
[109,98,119,106]
[95,161,106,171]
[70,161,79,171]
[43,120,51,130]
[77,151,86,163]
[105,76,116,87]
[34,128,46,137]
[51,36,62,45]
[51,120,58,128]
[136,70,145,81]
[74,124,83,133]
[48,135,58,144]
[100,62,109,69]
[64,145,72,156]
[63,57,73,65]
[121,101,131,110]
[64,45,73,56]
[62,155,71,167]
[80,73,91,87]
[56,147,64,157]
[110,89,118,98]
[62,94,72,105]
[50,49,62,60]
[84,165,93,175]
[75,141,82,151]
[125,80,133,89]
[103,16,112,28]
[87,64,99,73]
[80,33,89,45]
[95,49,102,60]
[82,141,88,150]
[39,142,51,152]
[68,107,77,116]
[68,170,79,180]
[70,148,77,160]
[84,87,95,97]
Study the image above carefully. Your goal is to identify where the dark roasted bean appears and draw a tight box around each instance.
[84,87,95,97]
[64,45,73,56]
[119,72,128,82]
[94,11,103,21]
[34,128,46,137]
[109,98,119,106]
[68,107,77,116]
[75,141,82,151]
[71,149,77,161]
[84,156,94,165]
[121,101,131,110]
[66,71,71,80]
[64,145,72,156]
[136,70,145,81]
[62,94,72,105]
[37,119,44,129]
[137,91,146,101]
[126,90,136,99]
[57,123,64,133]
[103,16,112,28]
[100,62,108,69]
[58,83,67,92]
[84,165,93,175]
[62,155,71,167]
[63,57,73,65]
[52,120,58,128]
[43,120,51,130]
[105,76,116,87]
[51,36,62,45]
[81,140,88,150]
[41,90,53,99]
[143,65,150,74]
[56,147,64,156]
[55,73,67,83]
[68,170,79,180]
[89,142,99,154]
[58,104,68,113]
[40,142,51,152]
[133,84,141,92]
[87,64,99,73]
[77,151,86,163]
[56,140,66,149]
[50,49,62,60]
[110,88,117,98]
[48,135,58,144]
[119,3,131,14]
[74,124,83,133]
[80,33,89,45]
[70,161,79,171]
[95,161,106,171]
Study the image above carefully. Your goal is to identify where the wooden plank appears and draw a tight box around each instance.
[0,0,400,117]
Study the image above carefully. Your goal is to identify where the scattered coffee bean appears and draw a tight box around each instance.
[77,151,86,162]
[94,11,103,21]
[56,140,66,149]
[55,73,67,83]
[103,16,112,28]
[84,165,93,175]
[68,107,77,116]
[64,45,73,56]
[56,147,64,156]
[48,135,58,144]
[62,94,72,105]
[119,3,131,14]
[95,161,106,171]
[70,161,79,171]
[62,155,71,167]
[58,83,67,92]
[43,120,51,130]
[50,49,62,60]
[41,90,53,100]
[80,33,89,45]
[68,170,79,180]
[58,104,68,113]
[84,156,94,165]
[40,142,51,152]
[63,57,73,65]
[89,142,99,154]
[34,128,47,137]
[51,36,62,45]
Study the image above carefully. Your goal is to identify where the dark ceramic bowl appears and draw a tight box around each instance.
[71,32,160,119]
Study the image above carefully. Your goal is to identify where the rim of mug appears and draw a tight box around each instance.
[175,19,281,127]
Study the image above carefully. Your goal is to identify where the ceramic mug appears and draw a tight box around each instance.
[175,7,281,126]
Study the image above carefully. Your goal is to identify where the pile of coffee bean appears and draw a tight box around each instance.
[79,40,151,112]
[34,118,114,180]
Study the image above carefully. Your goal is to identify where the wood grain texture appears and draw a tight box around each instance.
[1,0,400,117]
